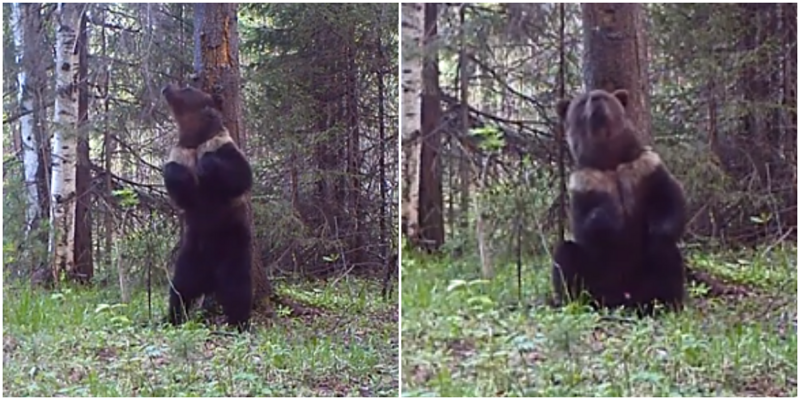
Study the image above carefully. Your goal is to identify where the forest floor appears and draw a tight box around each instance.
[401,244,797,397]
[3,277,398,397]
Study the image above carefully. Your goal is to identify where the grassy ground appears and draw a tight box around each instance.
[3,277,398,397]
[401,245,797,397]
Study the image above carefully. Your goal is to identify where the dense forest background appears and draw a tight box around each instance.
[3,3,398,294]
[403,3,795,260]
[401,3,796,396]
[3,3,399,396]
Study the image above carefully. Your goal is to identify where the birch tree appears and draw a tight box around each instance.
[11,3,46,242]
[49,3,82,281]
[401,3,423,241]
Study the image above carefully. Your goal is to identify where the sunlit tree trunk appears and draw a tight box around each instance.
[49,3,82,283]
[11,3,40,237]
[12,3,50,282]
[582,3,651,141]
[194,3,273,305]
[401,3,423,239]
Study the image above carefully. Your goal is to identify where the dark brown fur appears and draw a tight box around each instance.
[162,84,253,331]
[163,83,224,148]
[552,89,687,315]
[557,89,644,171]
[568,148,668,217]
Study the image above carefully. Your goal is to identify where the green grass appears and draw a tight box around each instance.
[401,245,797,397]
[3,277,398,397]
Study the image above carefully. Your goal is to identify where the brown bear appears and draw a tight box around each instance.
[161,84,253,331]
[552,89,687,315]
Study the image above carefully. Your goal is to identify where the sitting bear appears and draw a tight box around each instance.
[551,89,688,315]
[161,84,253,331]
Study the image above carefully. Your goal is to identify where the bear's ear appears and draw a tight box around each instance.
[211,93,224,112]
[612,89,629,108]
[556,98,572,121]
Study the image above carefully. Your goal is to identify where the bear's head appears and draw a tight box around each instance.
[162,84,224,148]
[556,89,642,170]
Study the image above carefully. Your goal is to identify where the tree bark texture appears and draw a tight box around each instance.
[581,3,652,142]
[11,3,51,282]
[50,3,82,283]
[401,3,423,238]
[404,3,445,250]
[74,9,93,283]
[11,3,41,236]
[193,3,273,304]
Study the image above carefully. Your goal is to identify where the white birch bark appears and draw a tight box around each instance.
[49,3,81,279]
[11,3,40,235]
[401,3,423,141]
[401,3,423,238]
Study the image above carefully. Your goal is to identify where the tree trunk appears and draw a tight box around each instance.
[11,3,50,282]
[458,5,471,233]
[100,6,114,271]
[581,3,652,141]
[74,9,93,283]
[11,3,40,239]
[117,212,131,303]
[405,3,445,251]
[401,3,423,238]
[49,3,82,283]
[193,3,273,306]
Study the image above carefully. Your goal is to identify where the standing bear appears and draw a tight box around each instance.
[551,88,688,315]
[161,84,254,331]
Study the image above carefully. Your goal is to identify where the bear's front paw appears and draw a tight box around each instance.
[196,154,221,180]
[164,162,197,187]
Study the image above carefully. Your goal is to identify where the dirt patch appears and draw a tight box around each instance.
[446,338,477,359]
[736,374,796,397]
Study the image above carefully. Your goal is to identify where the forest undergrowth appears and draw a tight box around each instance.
[3,277,398,397]
[401,244,797,397]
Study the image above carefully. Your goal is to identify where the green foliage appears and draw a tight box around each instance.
[3,158,26,264]
[236,3,399,271]
[469,126,505,153]
[401,246,797,396]
[3,278,398,397]
[443,154,557,263]
[112,188,139,209]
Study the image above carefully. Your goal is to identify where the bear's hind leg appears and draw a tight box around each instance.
[168,250,210,326]
[636,240,686,315]
[214,257,253,332]
[552,240,591,306]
